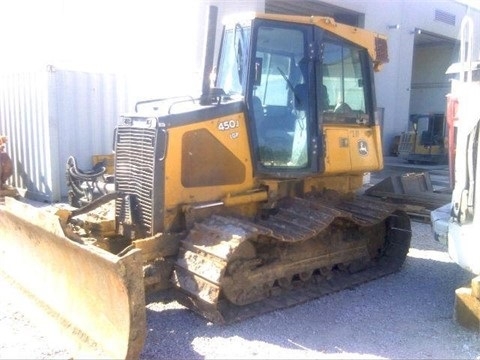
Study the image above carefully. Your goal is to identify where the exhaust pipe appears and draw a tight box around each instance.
[200,5,219,105]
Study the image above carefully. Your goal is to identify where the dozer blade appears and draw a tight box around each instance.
[0,197,146,359]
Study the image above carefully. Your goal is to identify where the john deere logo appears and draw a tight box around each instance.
[358,140,368,156]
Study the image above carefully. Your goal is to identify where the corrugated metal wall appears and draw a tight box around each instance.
[0,67,126,202]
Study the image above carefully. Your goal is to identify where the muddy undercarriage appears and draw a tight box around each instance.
[173,196,412,323]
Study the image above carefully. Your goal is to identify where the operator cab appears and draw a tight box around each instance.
[215,15,376,177]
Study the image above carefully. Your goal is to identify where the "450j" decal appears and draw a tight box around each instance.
[217,119,240,131]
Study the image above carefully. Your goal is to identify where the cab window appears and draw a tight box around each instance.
[250,24,311,169]
[321,41,368,122]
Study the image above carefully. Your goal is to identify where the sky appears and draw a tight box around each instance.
[0,0,204,96]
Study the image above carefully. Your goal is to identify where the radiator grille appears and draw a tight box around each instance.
[375,37,389,64]
[398,133,414,155]
[115,125,159,235]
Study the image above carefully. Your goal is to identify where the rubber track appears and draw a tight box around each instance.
[172,195,412,324]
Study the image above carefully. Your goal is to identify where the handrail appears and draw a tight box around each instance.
[134,95,195,112]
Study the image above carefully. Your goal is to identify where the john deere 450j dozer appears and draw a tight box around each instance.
[0,8,411,359]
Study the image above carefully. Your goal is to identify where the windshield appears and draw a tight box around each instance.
[216,23,251,97]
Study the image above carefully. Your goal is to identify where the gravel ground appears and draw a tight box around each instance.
[1,221,479,359]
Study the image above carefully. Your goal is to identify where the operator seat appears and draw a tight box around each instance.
[294,83,308,111]
[252,96,264,122]
[320,84,330,111]
[290,84,308,166]
[252,96,266,142]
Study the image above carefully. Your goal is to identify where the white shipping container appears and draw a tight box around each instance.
[0,66,127,202]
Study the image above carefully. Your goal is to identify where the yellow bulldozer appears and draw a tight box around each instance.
[397,113,448,164]
[0,8,411,359]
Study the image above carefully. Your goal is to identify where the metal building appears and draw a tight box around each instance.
[0,67,126,202]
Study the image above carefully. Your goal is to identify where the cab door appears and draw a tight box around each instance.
[320,36,382,174]
[246,19,320,176]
